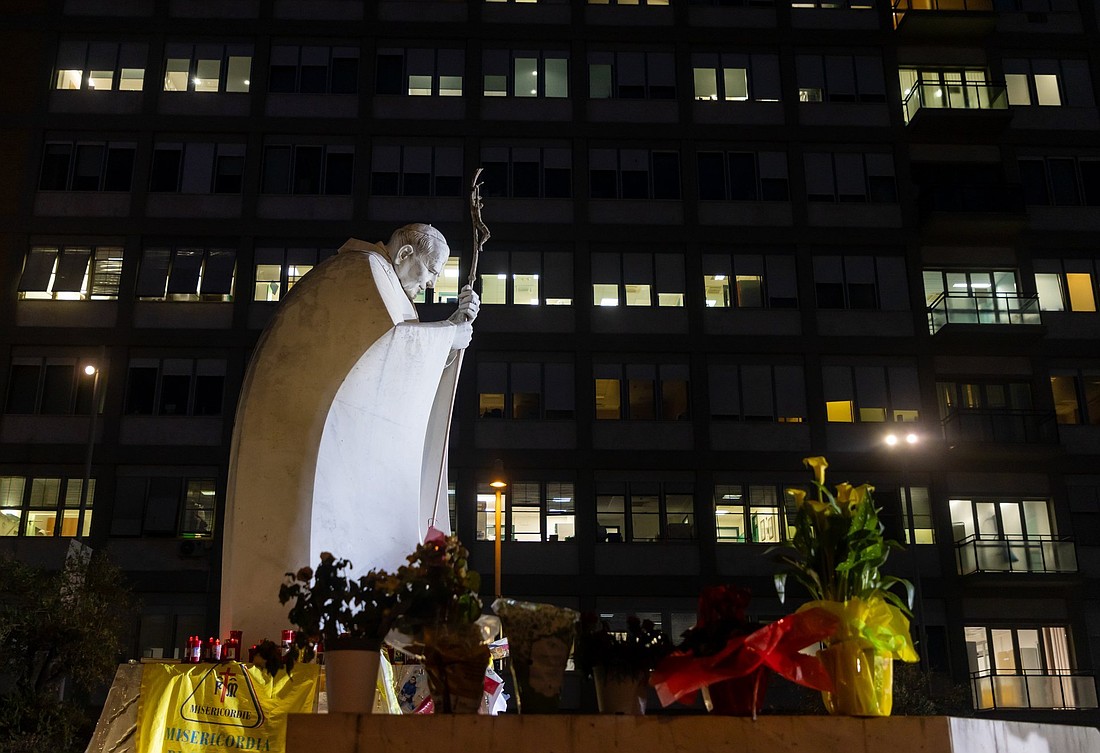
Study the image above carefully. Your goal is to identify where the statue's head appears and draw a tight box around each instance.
[387,223,450,302]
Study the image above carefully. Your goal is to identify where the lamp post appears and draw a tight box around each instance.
[79,352,104,540]
[489,459,506,598]
[885,430,927,672]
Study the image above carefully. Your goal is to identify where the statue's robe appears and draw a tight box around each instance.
[219,239,459,641]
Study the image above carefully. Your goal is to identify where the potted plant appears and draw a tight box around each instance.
[772,456,919,716]
[391,533,490,713]
[648,585,837,717]
[279,552,402,712]
[576,614,672,714]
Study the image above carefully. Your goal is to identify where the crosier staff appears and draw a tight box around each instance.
[430,168,490,526]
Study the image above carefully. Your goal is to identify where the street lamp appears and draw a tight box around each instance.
[884,429,927,672]
[489,459,506,598]
[79,354,104,540]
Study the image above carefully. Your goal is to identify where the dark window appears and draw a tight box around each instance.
[512,162,539,198]
[847,283,878,309]
[652,153,680,199]
[591,170,616,198]
[1049,158,1081,206]
[159,374,190,415]
[404,170,430,197]
[867,175,897,203]
[144,477,181,535]
[6,365,40,413]
[40,144,72,190]
[482,162,508,198]
[103,146,134,191]
[72,145,105,190]
[194,376,224,416]
[621,169,648,199]
[293,146,323,194]
[816,282,845,308]
[370,171,398,195]
[299,65,327,93]
[728,153,757,200]
[435,174,461,196]
[1019,160,1049,205]
[325,152,354,195]
[268,65,296,92]
[125,367,157,414]
[214,155,244,193]
[331,57,358,94]
[544,167,570,198]
[1081,162,1100,205]
[761,176,789,201]
[150,149,182,192]
[698,153,726,200]
[262,146,292,193]
[376,54,403,95]
[41,364,76,414]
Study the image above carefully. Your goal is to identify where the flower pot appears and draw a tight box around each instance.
[819,641,893,716]
[705,667,770,717]
[324,644,381,714]
[493,599,578,714]
[593,667,648,715]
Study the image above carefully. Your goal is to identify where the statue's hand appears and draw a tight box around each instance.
[451,321,473,350]
[448,285,480,324]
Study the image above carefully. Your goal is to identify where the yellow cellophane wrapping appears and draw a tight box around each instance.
[798,596,919,717]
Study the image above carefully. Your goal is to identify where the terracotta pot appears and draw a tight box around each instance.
[819,641,894,716]
[324,644,381,714]
[593,667,648,715]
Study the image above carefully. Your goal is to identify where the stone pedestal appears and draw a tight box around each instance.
[286,714,1100,753]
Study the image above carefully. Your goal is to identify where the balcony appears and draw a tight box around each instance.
[892,0,995,37]
[954,534,1077,575]
[941,408,1058,444]
[902,81,1011,131]
[927,291,1041,334]
[971,671,1098,710]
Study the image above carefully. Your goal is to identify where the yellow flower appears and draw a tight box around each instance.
[803,456,828,486]
[788,487,829,515]
[835,482,853,506]
[848,484,874,512]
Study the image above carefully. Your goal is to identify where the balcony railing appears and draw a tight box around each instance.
[941,408,1058,444]
[971,670,1098,710]
[954,534,1077,575]
[927,291,1041,334]
[902,81,1008,124]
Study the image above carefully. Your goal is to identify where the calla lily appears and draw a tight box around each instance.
[848,484,874,513]
[803,456,828,486]
[835,482,853,506]
[787,487,830,515]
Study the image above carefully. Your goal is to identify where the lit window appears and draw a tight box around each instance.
[0,476,93,538]
[1005,74,1030,105]
[1034,74,1061,106]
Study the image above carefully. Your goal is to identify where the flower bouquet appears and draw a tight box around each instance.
[492,598,578,713]
[772,456,919,716]
[649,585,838,717]
[576,614,673,714]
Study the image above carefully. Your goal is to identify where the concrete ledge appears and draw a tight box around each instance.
[287,714,1100,753]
